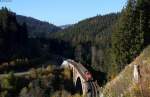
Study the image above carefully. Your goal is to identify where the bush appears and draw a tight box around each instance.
[62,68,71,80]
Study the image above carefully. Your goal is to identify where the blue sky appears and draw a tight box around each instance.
[0,0,127,26]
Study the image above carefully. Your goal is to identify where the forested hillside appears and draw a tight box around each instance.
[16,15,61,38]
[0,0,150,96]
[52,13,119,43]
[0,8,59,73]
[102,46,150,97]
[49,13,120,77]
[111,0,150,76]
[0,7,120,79]
[0,7,28,62]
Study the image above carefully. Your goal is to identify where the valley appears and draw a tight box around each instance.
[0,0,150,97]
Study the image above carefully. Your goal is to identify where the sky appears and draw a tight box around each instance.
[0,0,127,26]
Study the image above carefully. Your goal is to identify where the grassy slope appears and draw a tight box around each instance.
[101,46,150,97]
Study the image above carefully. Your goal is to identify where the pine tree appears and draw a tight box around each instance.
[0,7,28,60]
[136,0,150,46]
[112,0,144,74]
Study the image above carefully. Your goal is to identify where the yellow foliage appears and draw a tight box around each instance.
[29,68,38,78]
[63,68,71,80]
[9,60,15,66]
[46,65,53,72]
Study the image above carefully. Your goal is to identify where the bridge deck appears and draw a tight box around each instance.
[66,60,99,97]
[67,60,88,81]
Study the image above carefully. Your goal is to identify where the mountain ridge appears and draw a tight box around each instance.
[16,15,61,38]
[48,13,120,74]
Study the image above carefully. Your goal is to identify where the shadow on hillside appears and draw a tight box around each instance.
[86,66,107,86]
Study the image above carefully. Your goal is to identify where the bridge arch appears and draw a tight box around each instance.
[76,77,83,94]
[62,60,88,95]
[61,60,99,97]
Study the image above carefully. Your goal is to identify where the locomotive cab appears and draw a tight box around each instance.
[84,71,93,81]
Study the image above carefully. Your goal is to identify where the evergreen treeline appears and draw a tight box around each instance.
[16,15,61,38]
[111,0,150,75]
[0,7,28,62]
[0,7,57,65]
[50,13,120,74]
[1,0,149,82]
[50,0,150,79]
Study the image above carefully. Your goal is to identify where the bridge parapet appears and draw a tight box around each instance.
[61,59,99,97]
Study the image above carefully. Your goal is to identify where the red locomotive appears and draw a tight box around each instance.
[84,71,93,81]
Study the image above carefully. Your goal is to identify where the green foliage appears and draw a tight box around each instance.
[0,72,21,97]
[111,0,150,75]
[0,7,28,61]
[1,72,15,90]
[18,68,75,97]
[16,15,61,38]
[136,0,150,46]
[62,68,72,80]
[103,46,150,97]
[50,13,120,73]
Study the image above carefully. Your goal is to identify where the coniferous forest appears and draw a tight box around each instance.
[112,0,150,75]
[0,0,150,97]
[0,7,28,62]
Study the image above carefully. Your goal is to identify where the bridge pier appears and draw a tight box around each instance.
[61,60,99,97]
[82,82,88,96]
[73,69,88,96]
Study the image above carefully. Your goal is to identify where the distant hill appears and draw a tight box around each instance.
[52,13,120,43]
[49,13,120,72]
[60,24,73,29]
[16,15,61,38]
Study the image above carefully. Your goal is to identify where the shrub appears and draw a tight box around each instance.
[62,68,71,80]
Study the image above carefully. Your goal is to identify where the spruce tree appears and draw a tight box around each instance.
[136,0,150,46]
[112,0,144,74]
